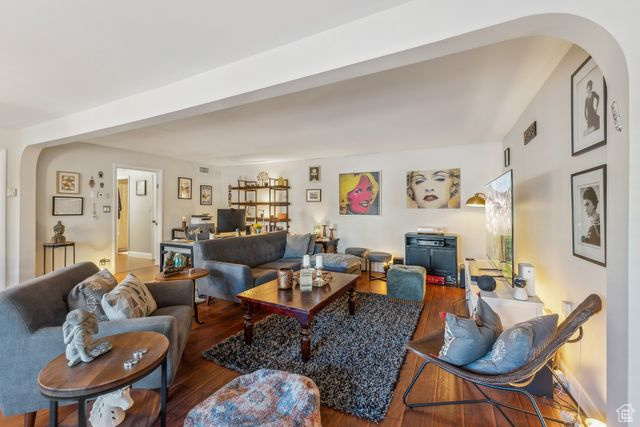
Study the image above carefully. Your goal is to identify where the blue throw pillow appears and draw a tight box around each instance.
[283,233,311,258]
[464,314,558,374]
[474,297,503,340]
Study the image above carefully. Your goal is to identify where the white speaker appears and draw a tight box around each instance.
[518,262,536,296]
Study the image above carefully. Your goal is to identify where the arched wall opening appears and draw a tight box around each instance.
[14,12,631,422]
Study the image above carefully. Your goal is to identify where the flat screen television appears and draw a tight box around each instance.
[216,209,246,233]
[485,170,514,285]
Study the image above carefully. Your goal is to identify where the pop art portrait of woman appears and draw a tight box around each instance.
[339,171,381,215]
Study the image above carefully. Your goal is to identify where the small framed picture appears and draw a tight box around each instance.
[178,177,192,199]
[571,164,606,266]
[136,180,147,196]
[200,185,213,205]
[309,166,320,182]
[504,148,511,167]
[306,189,321,202]
[103,205,111,213]
[56,171,80,194]
[52,196,84,216]
[572,57,607,156]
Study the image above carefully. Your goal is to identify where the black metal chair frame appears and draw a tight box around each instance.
[402,294,601,427]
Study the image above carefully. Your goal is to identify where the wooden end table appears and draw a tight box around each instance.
[237,271,358,362]
[153,268,208,324]
[38,331,169,427]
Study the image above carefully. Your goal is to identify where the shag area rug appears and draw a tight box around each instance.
[203,292,422,422]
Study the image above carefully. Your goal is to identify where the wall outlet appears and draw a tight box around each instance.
[561,301,573,316]
[6,187,17,197]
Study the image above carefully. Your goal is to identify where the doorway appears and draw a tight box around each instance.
[115,167,161,273]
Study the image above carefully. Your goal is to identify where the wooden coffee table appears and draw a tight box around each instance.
[38,331,169,427]
[237,271,359,362]
[153,268,208,324]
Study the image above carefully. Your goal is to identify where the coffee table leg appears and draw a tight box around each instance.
[77,398,86,427]
[301,323,311,362]
[161,357,167,427]
[348,284,356,315]
[49,400,58,427]
[192,280,204,324]
[243,306,253,345]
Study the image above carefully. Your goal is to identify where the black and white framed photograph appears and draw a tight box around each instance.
[306,189,321,202]
[136,179,147,196]
[52,196,84,216]
[178,177,192,199]
[572,56,607,156]
[309,166,320,182]
[200,185,213,205]
[571,164,606,266]
[504,148,511,167]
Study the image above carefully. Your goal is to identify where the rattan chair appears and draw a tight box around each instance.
[403,294,602,426]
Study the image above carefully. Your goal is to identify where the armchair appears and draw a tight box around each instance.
[0,262,193,424]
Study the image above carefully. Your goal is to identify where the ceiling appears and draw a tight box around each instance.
[85,37,571,166]
[0,0,411,129]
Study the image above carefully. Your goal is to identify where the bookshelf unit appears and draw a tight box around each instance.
[228,177,290,231]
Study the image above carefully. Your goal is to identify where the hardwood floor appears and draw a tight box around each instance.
[0,267,563,427]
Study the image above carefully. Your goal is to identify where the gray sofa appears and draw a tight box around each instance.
[0,262,193,418]
[193,231,361,303]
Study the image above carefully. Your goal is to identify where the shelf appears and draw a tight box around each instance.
[231,202,290,207]
[246,217,291,222]
[229,185,290,190]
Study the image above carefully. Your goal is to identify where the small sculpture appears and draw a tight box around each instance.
[162,250,185,276]
[63,309,112,367]
[191,226,202,241]
[52,221,66,243]
[89,387,134,427]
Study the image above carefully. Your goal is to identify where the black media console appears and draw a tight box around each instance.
[405,233,459,285]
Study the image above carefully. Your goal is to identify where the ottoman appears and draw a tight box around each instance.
[345,247,369,271]
[366,251,392,282]
[312,253,361,274]
[184,369,321,427]
[387,265,426,305]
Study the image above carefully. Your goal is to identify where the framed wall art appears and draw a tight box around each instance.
[56,171,80,194]
[178,177,192,199]
[572,56,607,156]
[339,171,380,215]
[306,189,321,202]
[52,196,84,216]
[136,180,147,196]
[571,164,606,266]
[200,185,213,205]
[309,166,320,182]
[406,169,461,209]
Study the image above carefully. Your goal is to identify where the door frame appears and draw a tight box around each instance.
[112,164,163,272]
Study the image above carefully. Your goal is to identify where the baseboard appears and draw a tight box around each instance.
[558,359,604,420]
[126,251,153,259]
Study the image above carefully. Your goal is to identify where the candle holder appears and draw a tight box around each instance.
[329,228,335,240]
[322,224,327,238]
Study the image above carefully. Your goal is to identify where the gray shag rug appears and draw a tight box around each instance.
[203,292,422,422]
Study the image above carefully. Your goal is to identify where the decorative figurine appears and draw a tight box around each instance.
[62,309,112,367]
[162,250,185,276]
[257,171,269,186]
[89,387,134,427]
[52,220,66,243]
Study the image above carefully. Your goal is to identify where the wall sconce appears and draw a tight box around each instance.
[465,193,486,207]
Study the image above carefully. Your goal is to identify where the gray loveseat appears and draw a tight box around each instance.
[0,262,193,418]
[193,231,361,303]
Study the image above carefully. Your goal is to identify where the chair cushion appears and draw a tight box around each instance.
[256,259,302,271]
[68,269,117,322]
[464,314,558,374]
[101,274,158,320]
[283,234,312,259]
[184,369,321,427]
[367,251,392,263]
[251,269,278,286]
[151,305,192,357]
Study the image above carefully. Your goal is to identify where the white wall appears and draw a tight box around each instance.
[504,45,611,417]
[216,142,501,260]
[117,168,154,256]
[36,143,215,273]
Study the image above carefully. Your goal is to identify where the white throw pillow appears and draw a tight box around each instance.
[101,274,157,320]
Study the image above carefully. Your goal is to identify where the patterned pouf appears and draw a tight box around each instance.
[387,265,426,305]
[313,253,361,274]
[184,369,321,427]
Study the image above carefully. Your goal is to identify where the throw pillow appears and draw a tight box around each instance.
[283,233,311,258]
[101,274,158,320]
[307,234,317,255]
[438,312,498,366]
[68,269,118,322]
[464,314,559,374]
[474,297,503,340]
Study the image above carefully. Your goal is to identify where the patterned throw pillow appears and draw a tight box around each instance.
[68,269,118,322]
[101,274,158,320]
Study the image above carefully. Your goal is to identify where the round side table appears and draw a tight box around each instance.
[153,268,208,324]
[38,331,169,427]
